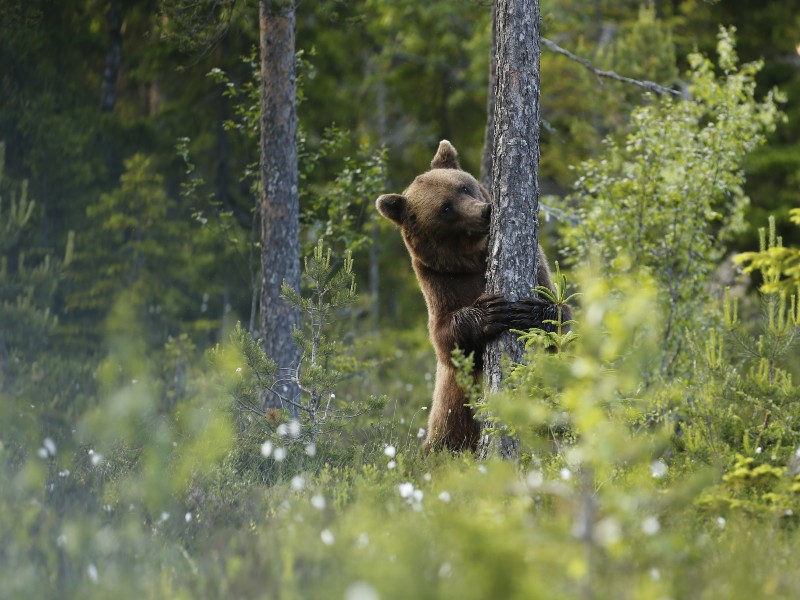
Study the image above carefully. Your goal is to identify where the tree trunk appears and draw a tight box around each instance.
[259,0,301,412]
[479,3,497,190]
[480,0,542,459]
[99,0,123,112]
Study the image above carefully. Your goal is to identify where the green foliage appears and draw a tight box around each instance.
[736,210,800,295]
[301,131,388,256]
[207,53,387,259]
[0,142,74,392]
[599,3,679,89]
[562,28,785,374]
[517,262,580,354]
[66,154,226,345]
[6,261,800,599]
[5,3,800,599]
[227,241,384,469]
[672,233,800,483]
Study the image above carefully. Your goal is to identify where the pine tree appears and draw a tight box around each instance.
[259,0,301,411]
[480,0,543,459]
[0,142,73,393]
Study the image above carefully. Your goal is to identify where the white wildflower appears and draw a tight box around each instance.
[273,447,286,462]
[344,581,379,600]
[383,445,396,458]
[276,423,289,437]
[305,443,316,457]
[716,516,726,529]
[311,494,326,510]
[43,437,57,457]
[417,428,426,439]
[185,512,193,523]
[87,564,98,583]
[559,468,572,481]
[642,516,660,536]
[527,470,544,488]
[438,562,452,578]
[387,460,396,470]
[260,441,273,458]
[320,529,335,546]
[291,475,306,491]
[650,460,668,478]
[398,482,414,499]
[438,491,451,503]
[594,518,622,546]
[287,420,301,438]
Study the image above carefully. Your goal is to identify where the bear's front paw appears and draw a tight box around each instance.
[510,296,562,332]
[474,293,515,334]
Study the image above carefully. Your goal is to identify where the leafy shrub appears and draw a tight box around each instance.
[560,27,785,375]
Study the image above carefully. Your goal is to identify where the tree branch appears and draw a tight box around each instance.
[541,37,681,97]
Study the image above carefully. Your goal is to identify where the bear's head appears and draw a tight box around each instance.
[376,140,491,274]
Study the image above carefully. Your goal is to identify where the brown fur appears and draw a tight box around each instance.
[376,140,568,452]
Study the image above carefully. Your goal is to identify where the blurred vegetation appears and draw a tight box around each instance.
[3,1,800,598]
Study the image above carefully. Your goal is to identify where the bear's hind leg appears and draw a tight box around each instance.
[424,362,480,453]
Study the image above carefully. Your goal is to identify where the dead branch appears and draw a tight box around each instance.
[541,37,681,97]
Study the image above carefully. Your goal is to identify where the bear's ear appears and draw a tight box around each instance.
[376,193,408,225]
[430,140,461,170]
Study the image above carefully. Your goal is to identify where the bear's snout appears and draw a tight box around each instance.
[482,203,491,222]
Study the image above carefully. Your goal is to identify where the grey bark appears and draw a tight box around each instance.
[480,0,542,459]
[479,3,497,190]
[259,0,301,412]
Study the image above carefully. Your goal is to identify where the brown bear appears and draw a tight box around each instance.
[376,140,568,452]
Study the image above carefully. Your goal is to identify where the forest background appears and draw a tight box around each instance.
[2,0,800,598]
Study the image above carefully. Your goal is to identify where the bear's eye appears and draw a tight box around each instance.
[441,203,452,215]
[460,185,472,196]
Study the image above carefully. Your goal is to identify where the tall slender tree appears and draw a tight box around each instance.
[258,0,301,410]
[99,0,123,112]
[480,0,542,458]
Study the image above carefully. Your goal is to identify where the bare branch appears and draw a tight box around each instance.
[236,399,267,418]
[541,37,681,97]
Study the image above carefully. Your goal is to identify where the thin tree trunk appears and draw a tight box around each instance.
[480,0,542,459]
[369,59,388,331]
[259,0,301,412]
[215,40,232,213]
[480,3,497,190]
[99,0,123,112]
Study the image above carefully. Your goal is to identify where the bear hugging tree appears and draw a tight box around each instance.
[376,140,569,453]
